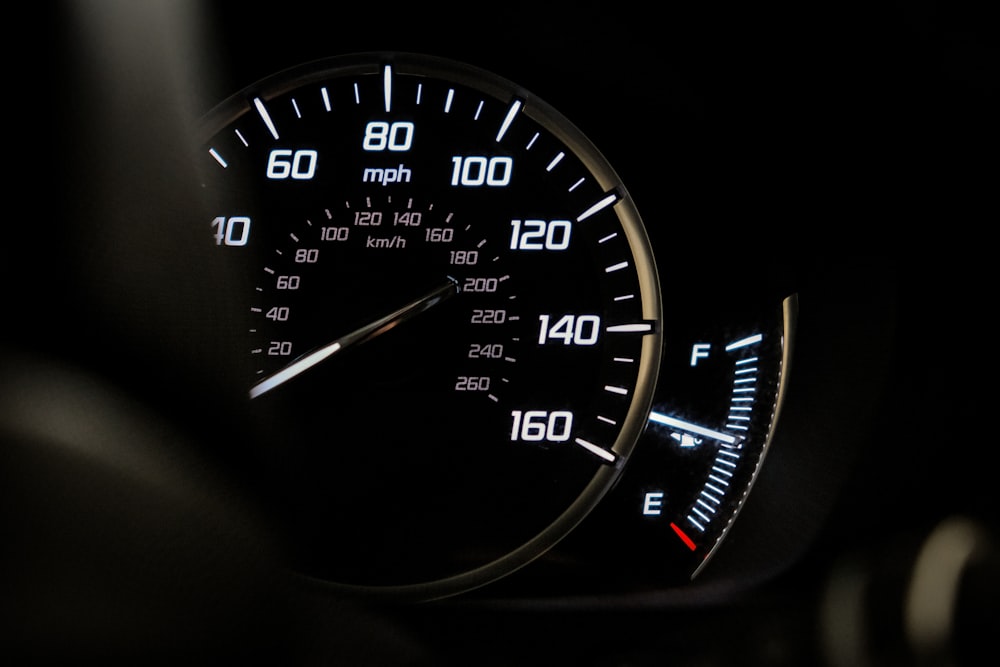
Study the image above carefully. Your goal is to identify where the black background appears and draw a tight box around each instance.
[6,1,997,664]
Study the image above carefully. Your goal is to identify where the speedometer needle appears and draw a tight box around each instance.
[249,278,459,399]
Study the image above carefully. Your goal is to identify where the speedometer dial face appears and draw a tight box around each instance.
[198,53,661,598]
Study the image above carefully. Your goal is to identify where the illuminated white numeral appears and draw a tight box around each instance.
[455,376,491,391]
[321,227,349,241]
[267,341,293,356]
[294,248,319,264]
[393,211,422,227]
[266,149,318,180]
[462,277,499,293]
[211,216,251,246]
[449,250,479,265]
[425,228,454,243]
[362,121,414,151]
[468,343,504,359]
[538,314,601,345]
[450,156,512,187]
[276,275,300,290]
[471,309,506,324]
[510,410,573,442]
[265,307,289,322]
[510,219,571,250]
[354,211,382,226]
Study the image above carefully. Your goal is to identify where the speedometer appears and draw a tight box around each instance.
[198,53,661,599]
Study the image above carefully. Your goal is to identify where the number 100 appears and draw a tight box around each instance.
[450,156,512,187]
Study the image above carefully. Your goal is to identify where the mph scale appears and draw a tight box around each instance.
[198,53,662,599]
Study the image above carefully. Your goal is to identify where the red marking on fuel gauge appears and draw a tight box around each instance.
[671,522,697,551]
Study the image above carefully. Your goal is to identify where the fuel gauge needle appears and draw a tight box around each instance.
[648,411,738,445]
[249,278,458,399]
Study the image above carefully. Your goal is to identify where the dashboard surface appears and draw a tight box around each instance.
[5,1,999,664]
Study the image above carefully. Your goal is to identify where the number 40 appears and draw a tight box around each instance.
[212,216,251,246]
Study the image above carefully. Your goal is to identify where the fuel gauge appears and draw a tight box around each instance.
[566,294,795,586]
